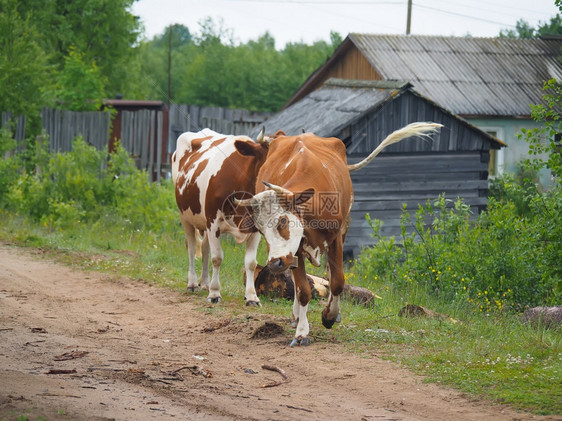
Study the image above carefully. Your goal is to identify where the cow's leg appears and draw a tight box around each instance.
[322,235,345,328]
[290,254,311,347]
[206,225,223,304]
[243,232,261,307]
[198,231,210,290]
[181,220,199,293]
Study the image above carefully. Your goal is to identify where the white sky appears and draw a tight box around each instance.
[132,0,560,48]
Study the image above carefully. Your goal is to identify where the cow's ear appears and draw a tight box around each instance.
[238,212,257,233]
[294,188,315,206]
[235,140,263,157]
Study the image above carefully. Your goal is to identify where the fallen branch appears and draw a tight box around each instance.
[45,369,77,375]
[54,350,89,361]
[261,364,290,388]
[168,365,212,378]
[170,365,199,375]
[285,404,313,413]
[87,367,126,372]
[261,364,288,380]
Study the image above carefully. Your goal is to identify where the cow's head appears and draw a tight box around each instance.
[235,182,314,273]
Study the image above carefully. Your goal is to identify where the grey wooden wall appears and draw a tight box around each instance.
[41,108,111,152]
[344,152,489,258]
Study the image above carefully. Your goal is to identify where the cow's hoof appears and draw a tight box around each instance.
[290,337,311,347]
[207,296,221,304]
[322,313,338,329]
[245,300,261,307]
[187,286,199,293]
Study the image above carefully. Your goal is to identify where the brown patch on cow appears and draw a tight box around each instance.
[175,158,210,215]
[276,216,290,240]
[205,139,267,229]
[189,136,211,153]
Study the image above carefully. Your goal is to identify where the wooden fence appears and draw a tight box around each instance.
[41,108,111,152]
[2,105,270,180]
[1,112,27,157]
[120,109,165,181]
[168,104,270,151]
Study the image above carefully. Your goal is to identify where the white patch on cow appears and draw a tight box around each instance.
[250,190,303,263]
[303,242,322,267]
[291,272,310,339]
[282,156,295,172]
[298,147,304,154]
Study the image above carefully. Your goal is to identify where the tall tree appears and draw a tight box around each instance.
[14,0,141,98]
[0,0,51,116]
[500,14,562,38]
[46,47,107,111]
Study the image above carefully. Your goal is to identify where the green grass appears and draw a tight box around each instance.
[0,210,560,415]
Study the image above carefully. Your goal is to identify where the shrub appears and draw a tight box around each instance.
[355,191,561,312]
[1,136,178,233]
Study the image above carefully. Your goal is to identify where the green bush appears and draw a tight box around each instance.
[355,187,561,312]
[0,136,178,233]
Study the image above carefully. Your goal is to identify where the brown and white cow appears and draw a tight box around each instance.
[171,128,270,305]
[235,122,442,346]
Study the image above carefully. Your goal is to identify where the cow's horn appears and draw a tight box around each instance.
[262,180,292,195]
[234,197,255,207]
[257,127,274,145]
[256,127,265,143]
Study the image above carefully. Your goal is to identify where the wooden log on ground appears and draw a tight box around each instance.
[248,266,378,306]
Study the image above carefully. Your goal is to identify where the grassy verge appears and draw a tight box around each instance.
[0,210,560,415]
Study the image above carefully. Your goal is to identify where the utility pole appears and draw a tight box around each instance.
[406,0,412,35]
[167,25,172,106]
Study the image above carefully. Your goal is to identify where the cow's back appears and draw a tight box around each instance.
[259,133,353,218]
[172,129,266,229]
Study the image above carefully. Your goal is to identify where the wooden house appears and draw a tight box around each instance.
[254,79,505,257]
[285,34,562,186]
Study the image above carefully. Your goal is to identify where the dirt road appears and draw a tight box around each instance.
[0,243,555,420]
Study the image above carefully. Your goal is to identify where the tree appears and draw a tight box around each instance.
[151,24,192,49]
[0,0,51,116]
[47,47,107,111]
[14,0,141,99]
[500,14,562,38]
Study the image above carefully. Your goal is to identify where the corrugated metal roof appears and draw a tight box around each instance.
[350,34,562,117]
[255,80,399,137]
[254,79,504,149]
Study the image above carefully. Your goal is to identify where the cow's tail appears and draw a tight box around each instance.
[347,122,442,172]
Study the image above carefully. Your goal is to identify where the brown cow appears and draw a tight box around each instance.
[171,128,270,305]
[235,122,442,345]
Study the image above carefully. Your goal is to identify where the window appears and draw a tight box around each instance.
[481,127,504,177]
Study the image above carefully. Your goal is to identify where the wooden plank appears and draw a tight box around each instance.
[350,196,488,212]
[156,111,163,182]
[351,179,488,193]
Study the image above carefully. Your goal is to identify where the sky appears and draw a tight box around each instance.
[132,0,560,48]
